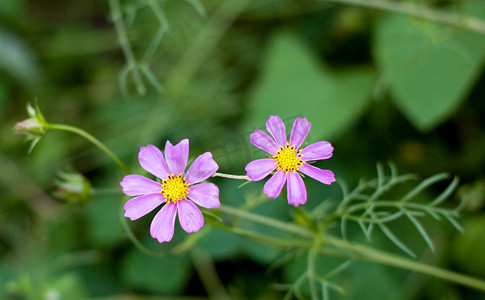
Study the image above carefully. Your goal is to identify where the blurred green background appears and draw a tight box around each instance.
[1,0,485,299]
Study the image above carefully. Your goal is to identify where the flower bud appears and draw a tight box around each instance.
[14,102,48,152]
[54,170,92,205]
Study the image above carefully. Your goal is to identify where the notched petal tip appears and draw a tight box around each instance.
[150,202,177,243]
[290,117,311,149]
[165,139,190,175]
[250,129,279,155]
[245,158,276,181]
[301,141,334,161]
[266,115,287,147]
[287,172,307,207]
[177,200,204,233]
[185,152,219,184]
[263,170,287,199]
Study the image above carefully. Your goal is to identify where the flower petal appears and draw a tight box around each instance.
[287,172,307,207]
[124,193,164,220]
[177,199,204,233]
[150,202,177,243]
[187,182,220,208]
[263,169,287,198]
[185,152,219,184]
[266,115,287,147]
[245,158,277,181]
[289,118,311,149]
[165,139,189,175]
[138,145,170,180]
[250,129,279,155]
[300,141,334,161]
[299,163,336,185]
[120,174,162,196]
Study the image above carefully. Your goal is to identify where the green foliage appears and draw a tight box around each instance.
[121,248,191,294]
[247,31,374,139]
[453,217,485,277]
[0,27,40,89]
[336,164,462,257]
[374,2,485,131]
[2,0,485,299]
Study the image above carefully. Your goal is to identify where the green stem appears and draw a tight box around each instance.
[119,198,165,257]
[190,249,231,300]
[212,172,251,181]
[217,205,314,238]
[217,204,485,292]
[46,123,130,174]
[321,0,485,35]
[326,236,485,292]
[108,0,146,95]
[165,0,251,96]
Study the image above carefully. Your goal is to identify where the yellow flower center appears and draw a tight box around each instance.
[273,144,304,172]
[160,174,189,203]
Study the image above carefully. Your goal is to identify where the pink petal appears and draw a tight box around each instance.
[245,158,277,181]
[289,118,311,149]
[124,193,164,220]
[165,139,189,175]
[300,141,334,161]
[120,174,162,196]
[138,145,170,180]
[185,152,219,185]
[187,182,220,208]
[266,115,287,147]
[263,169,287,198]
[150,202,177,243]
[250,129,279,155]
[177,199,204,233]
[287,172,307,207]
[299,163,336,185]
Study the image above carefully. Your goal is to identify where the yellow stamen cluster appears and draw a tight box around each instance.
[273,144,304,172]
[161,174,189,203]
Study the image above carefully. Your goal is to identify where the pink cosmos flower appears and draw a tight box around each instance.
[120,139,220,243]
[245,116,335,207]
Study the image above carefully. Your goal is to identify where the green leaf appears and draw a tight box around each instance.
[0,27,40,88]
[121,249,190,294]
[374,4,485,131]
[85,195,124,247]
[452,217,485,277]
[246,31,374,140]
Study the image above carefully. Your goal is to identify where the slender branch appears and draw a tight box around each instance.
[217,204,485,292]
[217,205,314,238]
[46,123,130,174]
[212,172,251,181]
[326,236,485,292]
[109,0,146,95]
[119,198,165,257]
[165,0,251,95]
[190,249,231,300]
[321,0,485,35]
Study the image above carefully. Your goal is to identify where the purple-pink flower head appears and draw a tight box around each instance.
[245,116,335,207]
[120,139,220,243]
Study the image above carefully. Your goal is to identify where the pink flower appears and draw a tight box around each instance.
[120,139,220,243]
[245,116,335,207]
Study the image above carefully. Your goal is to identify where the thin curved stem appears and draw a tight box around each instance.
[212,172,251,181]
[217,204,485,292]
[46,123,130,174]
[325,236,485,292]
[119,200,166,257]
[321,0,485,35]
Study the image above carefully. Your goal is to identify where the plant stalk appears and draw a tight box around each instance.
[47,123,130,174]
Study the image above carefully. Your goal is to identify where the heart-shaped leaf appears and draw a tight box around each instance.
[246,31,374,141]
[374,3,485,131]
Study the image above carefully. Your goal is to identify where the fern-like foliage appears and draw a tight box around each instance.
[108,0,205,95]
[333,163,462,257]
